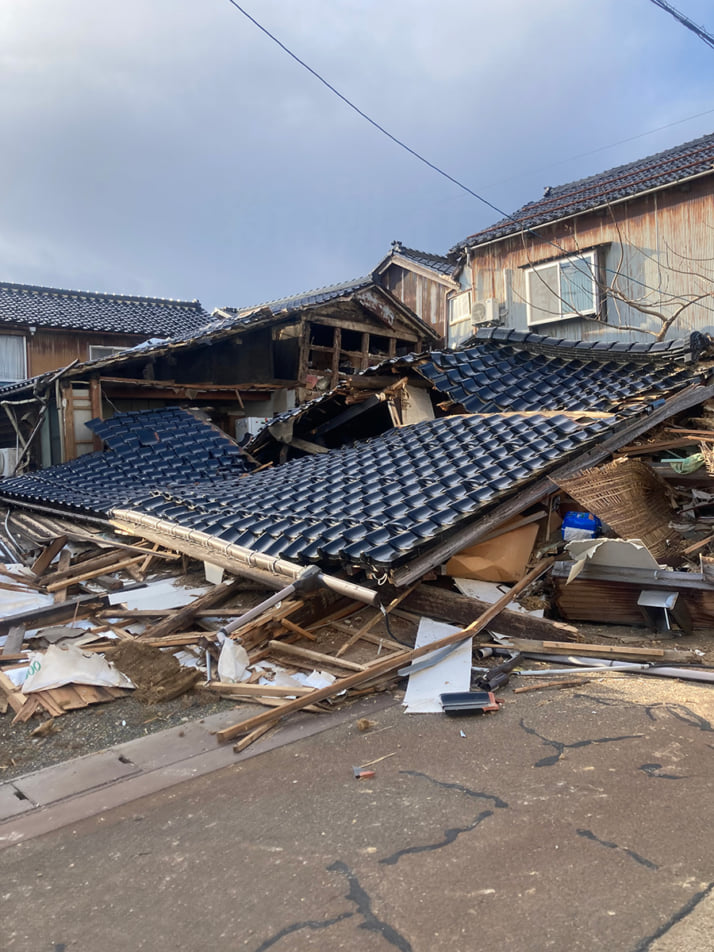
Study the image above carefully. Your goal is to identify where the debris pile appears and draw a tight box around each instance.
[2,329,714,759]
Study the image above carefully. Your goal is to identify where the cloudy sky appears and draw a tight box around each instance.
[1,1,713,312]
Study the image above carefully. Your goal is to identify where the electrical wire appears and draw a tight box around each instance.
[484,106,714,189]
[224,1,713,321]
[224,0,507,222]
[647,0,714,50]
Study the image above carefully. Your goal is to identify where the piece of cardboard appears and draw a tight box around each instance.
[445,523,540,583]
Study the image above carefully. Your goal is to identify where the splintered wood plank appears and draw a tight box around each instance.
[12,694,41,724]
[233,723,276,753]
[513,679,590,694]
[0,670,28,714]
[206,682,315,697]
[335,585,417,657]
[500,638,673,660]
[139,579,237,640]
[277,618,317,642]
[31,536,69,577]
[267,640,365,672]
[45,685,90,711]
[52,548,73,604]
[45,556,146,592]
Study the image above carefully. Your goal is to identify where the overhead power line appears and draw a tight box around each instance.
[224,0,513,223]
[647,0,714,49]
[224,0,714,319]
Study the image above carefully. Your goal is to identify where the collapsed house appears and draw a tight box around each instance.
[2,327,714,745]
[0,276,437,469]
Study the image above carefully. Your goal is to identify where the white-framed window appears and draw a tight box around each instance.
[0,335,27,384]
[447,289,472,347]
[88,345,128,361]
[526,250,599,326]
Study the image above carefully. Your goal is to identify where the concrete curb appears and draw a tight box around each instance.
[0,693,395,849]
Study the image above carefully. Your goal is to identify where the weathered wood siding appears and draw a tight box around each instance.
[28,330,143,377]
[467,176,714,341]
[380,265,448,342]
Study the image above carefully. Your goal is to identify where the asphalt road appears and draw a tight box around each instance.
[2,674,714,952]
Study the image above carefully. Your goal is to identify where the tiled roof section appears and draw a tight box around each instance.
[0,281,209,337]
[388,242,456,276]
[413,329,701,415]
[0,409,615,573]
[0,408,247,516]
[225,276,375,317]
[454,131,714,251]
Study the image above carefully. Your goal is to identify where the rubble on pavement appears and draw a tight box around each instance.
[2,330,714,754]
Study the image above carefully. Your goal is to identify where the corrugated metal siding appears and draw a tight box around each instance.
[469,177,714,342]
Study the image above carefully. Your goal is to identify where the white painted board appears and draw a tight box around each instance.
[403,617,472,714]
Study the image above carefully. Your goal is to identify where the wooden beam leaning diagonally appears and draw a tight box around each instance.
[215,556,556,746]
[391,380,714,587]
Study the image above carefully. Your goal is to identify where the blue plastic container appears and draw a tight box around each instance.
[561,511,601,540]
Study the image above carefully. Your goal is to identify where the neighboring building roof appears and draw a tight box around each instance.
[453,130,714,252]
[0,281,210,337]
[219,275,440,343]
[377,241,456,278]
[224,276,375,317]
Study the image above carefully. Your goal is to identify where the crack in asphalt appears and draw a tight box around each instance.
[253,911,355,951]
[577,828,659,870]
[327,861,414,951]
[252,862,412,952]
[645,703,714,733]
[631,881,714,951]
[519,718,642,767]
[380,809,494,866]
[378,771,506,866]
[398,770,509,809]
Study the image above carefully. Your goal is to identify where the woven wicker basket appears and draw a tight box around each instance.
[700,442,714,476]
[558,458,684,564]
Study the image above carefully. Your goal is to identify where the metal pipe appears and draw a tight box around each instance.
[516,655,714,684]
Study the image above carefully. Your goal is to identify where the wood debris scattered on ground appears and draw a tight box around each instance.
[1,478,714,761]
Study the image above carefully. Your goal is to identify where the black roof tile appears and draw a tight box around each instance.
[409,329,701,415]
[0,281,209,337]
[454,131,714,251]
[0,408,618,575]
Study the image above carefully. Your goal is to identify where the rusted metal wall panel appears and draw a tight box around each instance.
[468,177,714,342]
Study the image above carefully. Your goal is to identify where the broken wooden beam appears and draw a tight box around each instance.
[513,679,590,693]
[266,640,366,672]
[400,583,583,642]
[139,579,238,641]
[215,556,556,745]
[492,635,698,663]
[30,535,68,577]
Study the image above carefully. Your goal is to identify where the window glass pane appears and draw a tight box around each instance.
[0,336,27,383]
[559,255,596,314]
[529,263,561,321]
